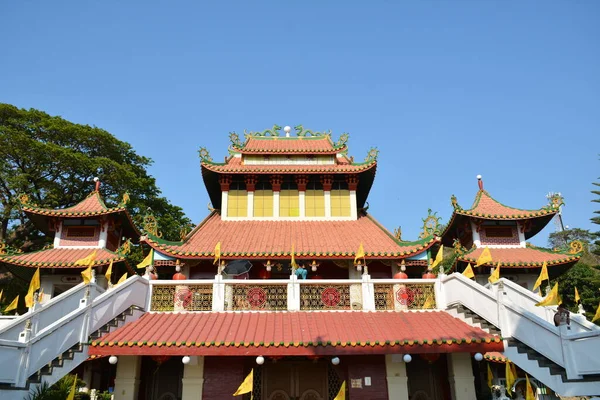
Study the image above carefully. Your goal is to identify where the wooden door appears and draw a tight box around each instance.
[263,361,327,400]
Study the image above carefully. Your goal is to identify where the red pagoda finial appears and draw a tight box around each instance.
[477,175,483,191]
[94,177,101,192]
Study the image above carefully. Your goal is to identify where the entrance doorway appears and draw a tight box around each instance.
[262,360,329,400]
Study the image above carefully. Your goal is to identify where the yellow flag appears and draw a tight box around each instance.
[536,282,561,307]
[505,361,516,394]
[525,374,535,400]
[592,303,600,323]
[233,368,253,396]
[213,242,221,265]
[431,245,444,269]
[25,268,41,308]
[488,263,500,284]
[291,243,298,269]
[137,249,154,269]
[532,261,548,291]
[575,287,581,303]
[487,363,493,388]
[463,263,475,279]
[0,289,3,302]
[422,294,435,309]
[38,288,44,304]
[354,242,365,264]
[105,260,113,283]
[81,266,93,285]
[334,381,346,400]
[476,247,493,266]
[74,249,97,267]
[5,295,19,312]
[116,273,128,286]
[66,374,77,400]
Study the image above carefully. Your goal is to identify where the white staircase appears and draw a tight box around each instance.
[0,276,149,400]
[441,273,600,396]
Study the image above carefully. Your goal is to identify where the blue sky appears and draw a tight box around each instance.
[1,1,599,246]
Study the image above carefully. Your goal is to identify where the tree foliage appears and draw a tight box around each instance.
[548,228,596,252]
[593,165,600,257]
[0,103,192,251]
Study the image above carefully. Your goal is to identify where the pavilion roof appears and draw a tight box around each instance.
[89,310,503,357]
[454,190,558,220]
[456,245,580,269]
[234,135,344,155]
[143,211,438,260]
[21,191,140,238]
[0,247,125,269]
[441,189,559,245]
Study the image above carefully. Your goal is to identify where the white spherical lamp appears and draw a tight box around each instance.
[331,357,340,365]
[403,354,412,363]
[474,352,483,362]
[108,356,118,365]
[256,356,265,365]
[284,126,291,133]
[476,174,482,180]
[182,356,191,364]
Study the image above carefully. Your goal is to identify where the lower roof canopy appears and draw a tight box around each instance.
[90,311,503,356]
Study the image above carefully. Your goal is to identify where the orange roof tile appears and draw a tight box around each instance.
[144,212,436,259]
[455,190,557,220]
[23,191,128,218]
[485,351,507,363]
[89,311,503,356]
[201,157,375,174]
[0,247,124,268]
[458,246,580,268]
[237,136,342,154]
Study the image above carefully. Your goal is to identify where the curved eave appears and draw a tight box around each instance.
[142,229,437,260]
[441,211,556,246]
[0,253,126,269]
[200,160,377,174]
[453,245,581,270]
[23,207,141,240]
[233,145,347,155]
[200,162,377,210]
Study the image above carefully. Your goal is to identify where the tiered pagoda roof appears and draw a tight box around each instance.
[199,126,378,209]
[143,211,438,260]
[442,188,560,245]
[21,191,139,238]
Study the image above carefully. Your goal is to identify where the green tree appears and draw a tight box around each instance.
[593,167,600,257]
[0,103,192,251]
[548,228,596,252]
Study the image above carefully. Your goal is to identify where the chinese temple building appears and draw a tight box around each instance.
[0,125,599,400]
[0,182,137,299]
[442,176,582,290]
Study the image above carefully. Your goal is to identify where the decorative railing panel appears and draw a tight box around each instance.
[226,284,288,311]
[150,284,213,312]
[299,284,354,310]
[374,282,436,311]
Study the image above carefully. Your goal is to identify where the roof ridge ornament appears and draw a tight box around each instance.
[142,209,162,238]
[364,148,379,163]
[198,147,212,162]
[229,132,242,147]
[93,177,101,192]
[477,175,483,191]
[336,133,349,147]
[420,209,442,239]
[450,195,462,211]
[294,125,331,137]
[243,124,282,137]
